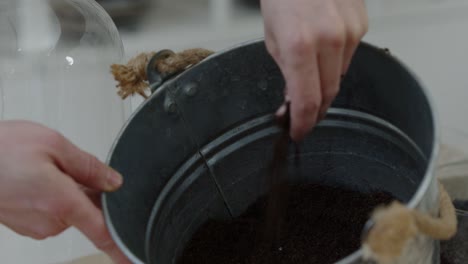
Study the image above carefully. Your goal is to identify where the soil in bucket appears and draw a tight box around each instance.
[177,183,395,264]
[177,108,396,264]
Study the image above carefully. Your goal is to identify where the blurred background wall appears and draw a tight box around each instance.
[103,0,468,148]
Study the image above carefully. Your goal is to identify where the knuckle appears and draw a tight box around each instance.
[297,100,320,119]
[30,227,51,240]
[95,237,115,252]
[347,24,365,46]
[55,202,74,223]
[287,33,315,56]
[318,26,346,48]
[42,130,66,150]
[265,40,279,58]
[33,199,59,216]
[48,227,65,237]
[315,10,346,47]
[31,233,48,240]
[83,154,101,183]
[38,225,65,239]
[53,196,78,223]
[30,224,65,240]
[346,27,360,44]
[349,21,368,44]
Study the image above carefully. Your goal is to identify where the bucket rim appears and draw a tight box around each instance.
[102,37,440,264]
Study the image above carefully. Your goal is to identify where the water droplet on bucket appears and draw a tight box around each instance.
[65,56,74,66]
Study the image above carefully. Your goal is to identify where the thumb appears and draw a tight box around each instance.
[64,184,131,264]
[52,137,123,192]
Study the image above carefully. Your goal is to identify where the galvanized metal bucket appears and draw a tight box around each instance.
[103,39,440,264]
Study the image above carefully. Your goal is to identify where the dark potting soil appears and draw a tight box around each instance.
[178,104,395,264]
[177,184,395,264]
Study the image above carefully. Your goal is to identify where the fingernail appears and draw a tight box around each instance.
[107,170,123,190]
[276,104,287,118]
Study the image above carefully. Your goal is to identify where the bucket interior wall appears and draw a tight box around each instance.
[146,111,428,263]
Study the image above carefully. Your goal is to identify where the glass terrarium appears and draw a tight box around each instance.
[0,0,128,263]
[0,0,128,160]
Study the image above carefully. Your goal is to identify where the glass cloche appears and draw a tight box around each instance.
[0,0,128,263]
